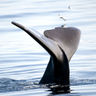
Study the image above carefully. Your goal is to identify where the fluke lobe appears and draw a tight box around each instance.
[12,21,81,93]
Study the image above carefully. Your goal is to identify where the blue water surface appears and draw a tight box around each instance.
[0,0,96,96]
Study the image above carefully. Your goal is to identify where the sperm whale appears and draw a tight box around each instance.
[11,21,81,92]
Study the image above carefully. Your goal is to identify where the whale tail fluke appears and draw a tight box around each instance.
[12,21,80,61]
[44,27,81,61]
[11,21,62,61]
[11,21,81,92]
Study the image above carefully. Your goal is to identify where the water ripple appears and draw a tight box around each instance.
[0,78,96,93]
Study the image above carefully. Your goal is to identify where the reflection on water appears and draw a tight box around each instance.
[0,0,96,95]
[0,78,96,93]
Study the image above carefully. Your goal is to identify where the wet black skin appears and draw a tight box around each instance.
[40,47,70,92]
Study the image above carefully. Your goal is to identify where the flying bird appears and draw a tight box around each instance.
[12,21,81,93]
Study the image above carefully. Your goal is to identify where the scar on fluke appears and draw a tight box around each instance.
[11,21,81,93]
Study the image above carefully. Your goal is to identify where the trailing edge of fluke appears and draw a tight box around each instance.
[11,21,81,92]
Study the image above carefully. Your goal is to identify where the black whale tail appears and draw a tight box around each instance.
[11,21,81,92]
[39,48,69,85]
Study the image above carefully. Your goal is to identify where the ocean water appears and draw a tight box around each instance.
[0,0,96,95]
